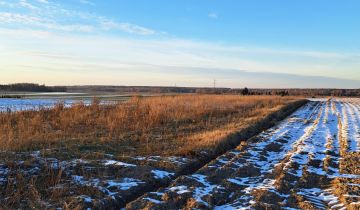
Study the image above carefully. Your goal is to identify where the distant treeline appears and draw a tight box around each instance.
[2,84,359,96]
[0,83,67,92]
[0,95,22,99]
[67,85,360,97]
[240,88,360,97]
[197,88,360,96]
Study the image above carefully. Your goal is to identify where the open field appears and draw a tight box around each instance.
[0,95,306,209]
[129,98,360,209]
[1,95,359,209]
[0,95,300,153]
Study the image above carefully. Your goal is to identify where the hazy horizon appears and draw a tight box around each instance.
[1,0,360,88]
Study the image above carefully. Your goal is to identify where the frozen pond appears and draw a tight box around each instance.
[0,98,92,112]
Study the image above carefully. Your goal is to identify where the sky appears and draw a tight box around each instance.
[0,0,360,88]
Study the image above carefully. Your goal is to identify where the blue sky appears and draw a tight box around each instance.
[1,0,360,88]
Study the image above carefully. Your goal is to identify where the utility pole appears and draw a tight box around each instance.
[213,79,216,89]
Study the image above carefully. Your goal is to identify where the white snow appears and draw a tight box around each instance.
[80,196,92,203]
[143,197,164,204]
[107,178,144,190]
[0,98,92,112]
[190,174,219,206]
[297,188,344,209]
[71,175,144,196]
[103,160,136,167]
[151,170,175,179]
[169,185,190,194]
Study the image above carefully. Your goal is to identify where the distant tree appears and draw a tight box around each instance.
[281,91,289,96]
[242,87,250,95]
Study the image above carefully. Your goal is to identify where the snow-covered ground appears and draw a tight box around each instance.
[0,98,92,112]
[128,98,360,209]
[0,149,192,209]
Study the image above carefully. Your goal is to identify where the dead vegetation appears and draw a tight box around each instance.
[0,95,308,209]
[0,95,301,157]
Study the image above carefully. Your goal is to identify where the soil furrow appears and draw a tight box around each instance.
[127,99,360,210]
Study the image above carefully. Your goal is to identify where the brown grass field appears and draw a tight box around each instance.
[0,95,310,209]
[0,95,301,156]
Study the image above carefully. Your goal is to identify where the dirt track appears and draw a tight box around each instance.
[128,98,360,209]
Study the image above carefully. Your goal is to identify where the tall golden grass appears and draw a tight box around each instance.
[0,95,299,153]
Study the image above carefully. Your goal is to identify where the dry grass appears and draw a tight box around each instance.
[0,95,306,209]
[0,95,301,156]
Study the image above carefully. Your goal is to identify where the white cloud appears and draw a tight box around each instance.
[0,0,157,35]
[208,12,218,19]
[0,12,94,32]
[0,1,15,7]
[1,1,358,87]
[19,0,38,10]
[118,23,155,35]
[100,19,155,35]
[0,12,43,24]
[79,0,95,6]
[1,27,359,87]
[37,0,49,4]
[44,23,94,32]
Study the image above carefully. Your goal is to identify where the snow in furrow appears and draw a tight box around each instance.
[328,99,341,154]
[282,101,326,175]
[127,99,360,209]
[334,100,349,153]
[127,102,322,209]
[219,102,323,207]
[345,102,360,151]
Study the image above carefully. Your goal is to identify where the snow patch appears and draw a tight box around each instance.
[169,185,190,194]
[151,170,175,179]
[107,178,144,190]
[103,160,136,167]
